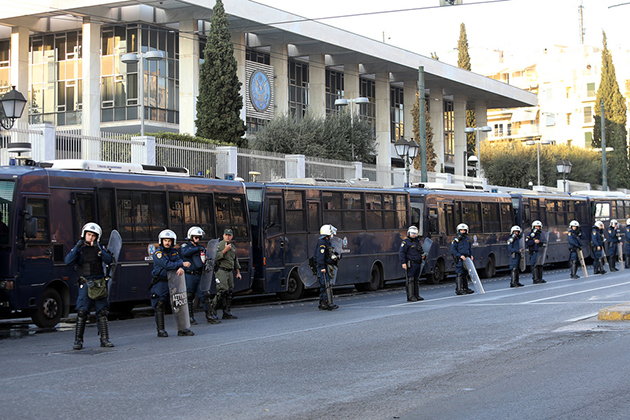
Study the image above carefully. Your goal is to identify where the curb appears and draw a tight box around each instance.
[598,303,630,321]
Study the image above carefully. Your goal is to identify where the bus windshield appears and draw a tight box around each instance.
[0,180,14,247]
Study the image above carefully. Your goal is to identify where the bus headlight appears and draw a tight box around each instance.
[0,280,15,291]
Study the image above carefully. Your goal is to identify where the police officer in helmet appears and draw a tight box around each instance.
[451,223,474,295]
[567,220,584,279]
[526,220,546,284]
[315,224,340,310]
[607,219,621,272]
[65,223,114,350]
[592,221,607,275]
[399,225,425,301]
[507,225,524,287]
[150,229,194,337]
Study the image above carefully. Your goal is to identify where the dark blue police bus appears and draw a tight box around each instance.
[0,160,252,327]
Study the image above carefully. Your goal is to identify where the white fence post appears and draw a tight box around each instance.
[285,154,305,178]
[30,123,55,162]
[131,136,155,165]
[352,161,362,179]
[217,146,238,179]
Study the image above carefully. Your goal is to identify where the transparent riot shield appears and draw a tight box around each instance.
[167,270,190,331]
[519,236,526,272]
[536,231,549,266]
[420,237,434,275]
[103,230,122,295]
[298,257,319,288]
[464,257,485,294]
[329,237,344,285]
[618,242,625,271]
[200,239,220,294]
[577,248,589,278]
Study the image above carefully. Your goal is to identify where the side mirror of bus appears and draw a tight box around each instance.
[23,205,38,239]
[266,204,278,230]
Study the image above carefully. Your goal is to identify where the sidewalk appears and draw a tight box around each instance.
[598,303,630,321]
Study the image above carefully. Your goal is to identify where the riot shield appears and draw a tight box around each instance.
[464,257,485,294]
[298,257,319,288]
[329,237,343,285]
[200,239,220,293]
[167,270,190,331]
[536,231,549,266]
[103,230,122,294]
[618,242,625,271]
[421,237,433,276]
[519,236,526,271]
[577,248,589,278]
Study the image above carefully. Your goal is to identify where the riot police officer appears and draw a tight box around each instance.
[526,220,546,284]
[151,229,194,337]
[625,218,630,268]
[211,229,242,319]
[180,227,219,325]
[607,219,621,272]
[591,221,607,275]
[315,224,340,310]
[399,226,425,302]
[567,220,584,279]
[507,225,524,287]
[65,222,114,350]
[451,223,474,295]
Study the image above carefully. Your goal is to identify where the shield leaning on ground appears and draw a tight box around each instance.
[519,236,526,272]
[464,257,485,294]
[577,248,589,278]
[617,242,625,271]
[103,230,122,295]
[200,239,220,294]
[167,270,190,331]
[536,231,549,266]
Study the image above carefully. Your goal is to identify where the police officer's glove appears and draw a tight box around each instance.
[75,239,85,248]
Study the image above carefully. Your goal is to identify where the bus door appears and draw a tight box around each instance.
[263,194,286,293]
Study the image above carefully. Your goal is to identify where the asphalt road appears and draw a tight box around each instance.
[2,266,630,420]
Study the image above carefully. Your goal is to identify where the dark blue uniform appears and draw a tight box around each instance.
[180,240,207,315]
[314,235,338,309]
[591,225,606,275]
[507,233,522,270]
[451,233,471,275]
[526,228,546,283]
[399,236,425,301]
[65,241,113,315]
[567,228,583,262]
[625,227,630,267]
[607,225,621,271]
[151,245,185,308]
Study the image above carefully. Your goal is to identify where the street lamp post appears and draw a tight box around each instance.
[556,159,573,192]
[335,97,370,161]
[525,139,551,186]
[0,86,28,130]
[121,50,165,136]
[464,125,492,176]
[395,137,419,187]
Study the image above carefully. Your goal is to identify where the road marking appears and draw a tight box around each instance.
[520,280,630,304]
[564,312,599,322]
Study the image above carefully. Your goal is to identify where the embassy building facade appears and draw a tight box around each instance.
[0,0,536,174]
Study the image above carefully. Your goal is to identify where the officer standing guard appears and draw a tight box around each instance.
[399,226,425,302]
[211,229,242,319]
[451,223,474,295]
[65,223,114,350]
[591,221,607,275]
[180,227,219,325]
[526,220,546,284]
[607,219,621,272]
[150,229,194,337]
[625,218,630,268]
[315,224,340,310]
[567,220,583,279]
[507,225,524,287]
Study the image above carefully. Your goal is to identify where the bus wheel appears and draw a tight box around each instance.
[430,260,445,284]
[356,265,381,292]
[277,271,304,301]
[481,257,496,279]
[31,288,63,328]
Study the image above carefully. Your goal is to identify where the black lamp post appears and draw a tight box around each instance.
[0,86,28,130]
[395,137,419,187]
[556,159,572,192]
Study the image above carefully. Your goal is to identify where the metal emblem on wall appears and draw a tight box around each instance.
[249,70,271,112]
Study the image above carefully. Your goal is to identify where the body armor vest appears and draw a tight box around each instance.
[78,246,102,277]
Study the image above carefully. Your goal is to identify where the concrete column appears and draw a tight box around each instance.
[179,20,199,135]
[216,146,238,180]
[403,80,417,140]
[309,54,326,117]
[352,161,362,179]
[10,27,29,126]
[231,32,247,124]
[285,154,305,178]
[343,64,360,100]
[131,136,156,165]
[429,89,444,173]
[453,95,467,176]
[374,73,391,186]
[81,18,101,161]
[270,44,288,116]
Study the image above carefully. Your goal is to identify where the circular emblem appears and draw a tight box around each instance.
[249,70,271,112]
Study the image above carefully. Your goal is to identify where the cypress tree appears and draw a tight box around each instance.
[196,0,246,146]
[411,92,437,172]
[457,23,476,157]
[592,31,629,189]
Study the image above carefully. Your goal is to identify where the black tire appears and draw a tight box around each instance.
[356,265,381,292]
[31,288,63,328]
[277,271,304,301]
[430,259,445,284]
[481,257,495,279]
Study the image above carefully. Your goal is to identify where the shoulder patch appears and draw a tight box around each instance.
[400,243,405,247]
[320,249,325,253]
[181,243,188,248]
[155,251,162,258]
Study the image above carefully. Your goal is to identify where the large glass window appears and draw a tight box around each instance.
[325,69,344,115]
[444,100,454,166]
[288,59,309,121]
[390,86,404,142]
[285,190,306,232]
[359,78,376,136]
[215,195,248,239]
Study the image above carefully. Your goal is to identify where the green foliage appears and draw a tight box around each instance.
[250,112,376,162]
[466,110,476,156]
[195,0,246,147]
[481,141,602,189]
[457,23,471,71]
[410,92,437,172]
[147,131,230,145]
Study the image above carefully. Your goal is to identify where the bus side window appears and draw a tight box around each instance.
[24,199,48,241]
[23,204,38,239]
[428,208,438,236]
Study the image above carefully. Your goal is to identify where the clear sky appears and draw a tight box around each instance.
[253,0,628,64]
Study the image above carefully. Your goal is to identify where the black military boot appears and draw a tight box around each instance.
[203,293,221,324]
[510,269,518,287]
[463,275,475,294]
[318,298,329,310]
[532,265,539,283]
[406,276,416,302]
[413,280,424,301]
[155,301,168,337]
[187,293,198,325]
[537,266,546,283]
[515,270,524,287]
[222,290,238,319]
[599,258,607,274]
[610,256,619,272]
[177,329,195,336]
[570,260,580,279]
[626,255,630,269]
[73,310,87,350]
[97,310,114,348]
[455,274,465,295]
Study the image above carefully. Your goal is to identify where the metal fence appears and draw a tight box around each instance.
[0,121,43,165]
[237,147,286,182]
[156,138,218,178]
[305,156,354,180]
[55,128,138,162]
